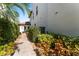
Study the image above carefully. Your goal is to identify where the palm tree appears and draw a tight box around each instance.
[0,3,30,44]
[0,3,30,23]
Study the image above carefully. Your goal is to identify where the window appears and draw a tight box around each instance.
[39,26,46,33]
[36,6,38,16]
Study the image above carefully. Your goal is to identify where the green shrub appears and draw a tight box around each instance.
[48,32,59,39]
[34,34,55,56]
[0,18,19,44]
[36,34,54,46]
[0,37,3,41]
[0,17,19,56]
[27,26,40,42]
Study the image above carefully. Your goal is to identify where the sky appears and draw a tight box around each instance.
[12,3,32,23]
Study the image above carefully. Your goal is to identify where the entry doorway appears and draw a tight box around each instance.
[20,26,24,33]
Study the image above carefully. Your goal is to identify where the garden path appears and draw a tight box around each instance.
[13,33,36,56]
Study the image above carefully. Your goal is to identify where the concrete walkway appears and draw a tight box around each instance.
[13,33,36,56]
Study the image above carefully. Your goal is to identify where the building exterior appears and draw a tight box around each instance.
[30,3,79,35]
[18,22,31,33]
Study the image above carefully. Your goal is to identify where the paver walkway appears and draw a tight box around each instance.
[13,33,36,56]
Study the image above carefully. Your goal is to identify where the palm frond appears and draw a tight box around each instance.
[0,3,30,22]
[14,3,30,15]
[5,3,30,15]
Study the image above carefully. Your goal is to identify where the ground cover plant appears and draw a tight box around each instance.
[27,26,79,56]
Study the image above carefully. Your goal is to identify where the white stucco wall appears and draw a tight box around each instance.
[31,3,79,35]
[47,3,79,35]
[31,4,48,27]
